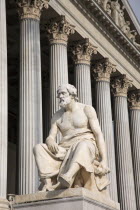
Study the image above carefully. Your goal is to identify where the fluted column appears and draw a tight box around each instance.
[111,75,136,210]
[71,39,97,105]
[0,0,9,209]
[92,58,118,201]
[128,90,140,210]
[46,16,75,118]
[16,0,49,194]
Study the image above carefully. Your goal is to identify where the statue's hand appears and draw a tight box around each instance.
[94,160,110,175]
[100,160,110,174]
[46,138,59,154]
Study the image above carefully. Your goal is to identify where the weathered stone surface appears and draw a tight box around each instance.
[13,188,120,210]
[0,198,9,210]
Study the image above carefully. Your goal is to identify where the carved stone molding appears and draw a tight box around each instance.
[16,0,49,20]
[73,0,140,69]
[92,58,116,81]
[128,90,140,110]
[46,16,75,45]
[111,74,132,97]
[71,38,97,65]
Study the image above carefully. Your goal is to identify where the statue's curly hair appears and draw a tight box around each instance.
[57,84,79,102]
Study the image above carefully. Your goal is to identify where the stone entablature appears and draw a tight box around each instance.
[73,0,140,69]
[16,0,49,20]
[46,16,75,45]
[71,38,97,65]
[92,58,116,81]
[95,0,140,50]
[111,74,132,97]
[128,90,140,110]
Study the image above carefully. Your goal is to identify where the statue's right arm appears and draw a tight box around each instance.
[45,118,59,154]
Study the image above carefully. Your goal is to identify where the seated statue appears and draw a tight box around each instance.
[33,84,110,194]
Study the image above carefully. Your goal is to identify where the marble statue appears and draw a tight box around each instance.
[111,0,121,26]
[118,7,125,29]
[96,0,111,12]
[34,84,110,194]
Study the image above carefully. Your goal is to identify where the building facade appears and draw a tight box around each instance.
[0,0,140,209]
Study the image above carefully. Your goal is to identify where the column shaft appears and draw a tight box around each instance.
[114,96,136,210]
[96,81,118,201]
[19,19,43,194]
[129,109,140,209]
[50,43,68,118]
[72,39,96,105]
[75,64,92,105]
[0,0,7,199]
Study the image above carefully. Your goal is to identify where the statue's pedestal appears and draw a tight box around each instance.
[13,188,119,210]
[0,198,9,210]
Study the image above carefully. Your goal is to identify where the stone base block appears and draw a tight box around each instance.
[13,188,119,210]
[0,198,9,210]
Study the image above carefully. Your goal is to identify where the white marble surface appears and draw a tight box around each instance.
[19,18,43,195]
[0,0,8,199]
[113,95,136,210]
[13,188,120,210]
[75,64,92,105]
[129,108,140,209]
[95,81,118,202]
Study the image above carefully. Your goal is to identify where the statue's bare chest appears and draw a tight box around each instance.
[57,109,88,132]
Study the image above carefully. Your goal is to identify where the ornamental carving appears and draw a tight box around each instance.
[71,39,97,65]
[46,16,75,44]
[16,0,49,20]
[92,58,116,81]
[95,0,140,49]
[111,75,132,97]
[128,90,140,109]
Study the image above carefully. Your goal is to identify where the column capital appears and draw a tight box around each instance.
[92,58,116,82]
[128,90,140,110]
[16,0,49,20]
[46,16,75,45]
[111,75,132,97]
[71,39,97,65]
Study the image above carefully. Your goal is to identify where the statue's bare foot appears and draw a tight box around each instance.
[51,182,62,190]
[39,184,54,192]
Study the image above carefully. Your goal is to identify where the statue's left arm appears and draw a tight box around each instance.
[84,105,108,169]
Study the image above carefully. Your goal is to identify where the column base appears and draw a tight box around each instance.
[13,188,120,210]
[0,198,9,210]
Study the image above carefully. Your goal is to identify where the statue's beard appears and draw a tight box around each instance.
[59,98,71,108]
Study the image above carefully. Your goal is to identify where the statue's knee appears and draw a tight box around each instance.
[78,141,87,148]
[33,144,41,154]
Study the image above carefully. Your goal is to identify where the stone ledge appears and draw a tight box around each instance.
[13,188,120,210]
[0,198,9,210]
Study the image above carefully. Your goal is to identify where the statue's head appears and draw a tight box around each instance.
[57,84,78,108]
